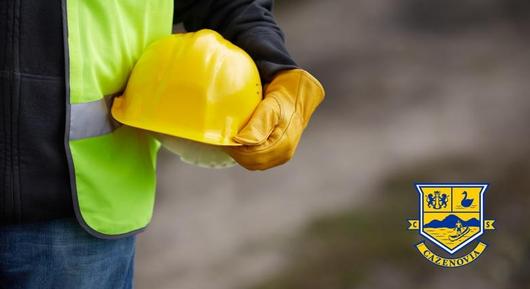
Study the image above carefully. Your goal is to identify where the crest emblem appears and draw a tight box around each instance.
[408,184,495,267]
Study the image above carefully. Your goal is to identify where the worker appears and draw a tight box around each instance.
[0,1,324,289]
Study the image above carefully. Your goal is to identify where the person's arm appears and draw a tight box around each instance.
[174,0,325,170]
[174,0,297,83]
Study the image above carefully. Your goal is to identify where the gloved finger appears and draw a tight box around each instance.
[226,119,303,171]
[238,143,296,171]
[233,96,280,146]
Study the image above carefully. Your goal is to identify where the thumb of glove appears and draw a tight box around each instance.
[233,96,281,146]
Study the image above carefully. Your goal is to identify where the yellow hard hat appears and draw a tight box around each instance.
[111,29,262,146]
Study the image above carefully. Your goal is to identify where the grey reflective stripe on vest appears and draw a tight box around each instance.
[69,95,119,140]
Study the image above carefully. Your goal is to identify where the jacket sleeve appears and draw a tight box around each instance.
[173,0,298,83]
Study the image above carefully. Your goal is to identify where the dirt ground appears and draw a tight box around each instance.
[135,1,530,288]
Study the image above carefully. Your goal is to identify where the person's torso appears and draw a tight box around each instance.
[0,0,72,224]
[0,0,173,236]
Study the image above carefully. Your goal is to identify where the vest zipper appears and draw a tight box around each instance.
[0,0,10,222]
[10,0,21,222]
[3,0,21,223]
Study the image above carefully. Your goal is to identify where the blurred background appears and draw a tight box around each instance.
[136,1,530,288]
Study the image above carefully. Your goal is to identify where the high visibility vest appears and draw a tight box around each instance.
[63,0,173,238]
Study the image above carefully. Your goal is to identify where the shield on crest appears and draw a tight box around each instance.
[416,184,488,254]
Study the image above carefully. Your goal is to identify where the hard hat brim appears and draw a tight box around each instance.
[111,102,243,147]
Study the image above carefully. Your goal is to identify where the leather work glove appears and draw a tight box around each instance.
[226,69,325,171]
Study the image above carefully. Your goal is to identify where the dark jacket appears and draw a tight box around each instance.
[0,0,296,225]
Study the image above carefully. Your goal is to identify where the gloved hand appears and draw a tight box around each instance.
[226,69,325,171]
